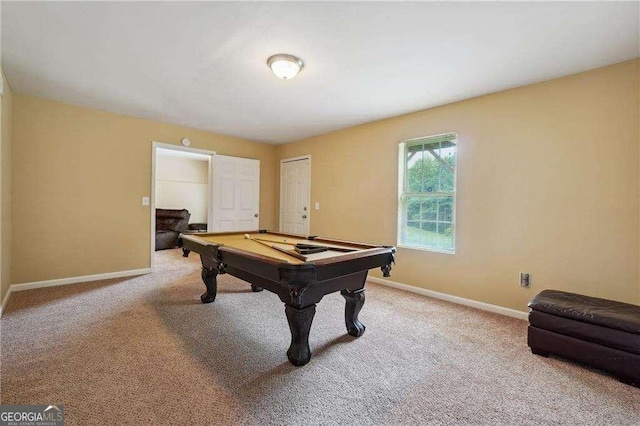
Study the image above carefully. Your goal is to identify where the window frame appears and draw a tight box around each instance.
[397,133,458,254]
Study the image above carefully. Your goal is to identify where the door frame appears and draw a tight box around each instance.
[150,141,216,270]
[279,155,311,233]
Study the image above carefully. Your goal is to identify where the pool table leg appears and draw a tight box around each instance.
[341,288,366,337]
[285,304,316,366]
[200,268,218,303]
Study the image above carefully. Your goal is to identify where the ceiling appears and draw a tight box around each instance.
[2,2,638,144]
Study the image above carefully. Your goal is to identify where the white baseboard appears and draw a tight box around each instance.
[1,286,13,318]
[1,270,527,321]
[0,268,151,318]
[368,276,529,321]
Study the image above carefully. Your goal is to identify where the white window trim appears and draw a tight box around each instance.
[397,133,458,254]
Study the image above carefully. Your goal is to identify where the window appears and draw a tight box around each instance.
[398,133,457,253]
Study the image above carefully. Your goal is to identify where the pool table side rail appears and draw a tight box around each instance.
[184,229,382,250]
[307,248,393,279]
[179,230,392,263]
[180,233,393,266]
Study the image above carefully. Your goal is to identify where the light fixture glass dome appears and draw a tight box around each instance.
[267,54,304,80]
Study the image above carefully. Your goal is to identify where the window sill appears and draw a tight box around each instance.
[397,243,455,255]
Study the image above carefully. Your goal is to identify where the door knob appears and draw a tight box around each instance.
[254,214,259,218]
[302,215,307,219]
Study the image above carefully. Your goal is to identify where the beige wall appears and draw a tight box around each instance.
[1,68,13,302]
[276,59,640,311]
[7,59,640,311]
[12,95,277,284]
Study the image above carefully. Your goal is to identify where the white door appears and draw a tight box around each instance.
[280,157,310,234]
[210,155,260,232]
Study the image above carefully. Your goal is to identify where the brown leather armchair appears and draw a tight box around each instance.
[155,209,190,250]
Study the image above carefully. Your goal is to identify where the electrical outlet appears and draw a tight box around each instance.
[520,273,531,288]
[142,196,150,206]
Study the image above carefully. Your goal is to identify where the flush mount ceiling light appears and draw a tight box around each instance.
[267,54,304,80]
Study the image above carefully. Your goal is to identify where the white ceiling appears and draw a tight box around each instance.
[2,2,638,144]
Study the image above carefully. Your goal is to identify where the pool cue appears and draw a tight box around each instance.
[243,234,307,261]
[252,238,297,246]
[252,237,356,253]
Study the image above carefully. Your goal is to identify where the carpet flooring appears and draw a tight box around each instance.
[1,248,639,425]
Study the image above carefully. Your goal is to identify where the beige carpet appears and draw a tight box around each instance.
[1,249,638,425]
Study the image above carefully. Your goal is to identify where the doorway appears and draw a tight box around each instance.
[279,155,311,234]
[150,142,215,270]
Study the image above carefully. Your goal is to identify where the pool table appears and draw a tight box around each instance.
[178,230,395,366]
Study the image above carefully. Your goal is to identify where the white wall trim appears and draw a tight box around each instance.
[0,268,151,317]
[1,286,13,318]
[151,141,216,271]
[368,276,529,320]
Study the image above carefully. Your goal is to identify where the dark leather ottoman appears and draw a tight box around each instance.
[527,290,640,387]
